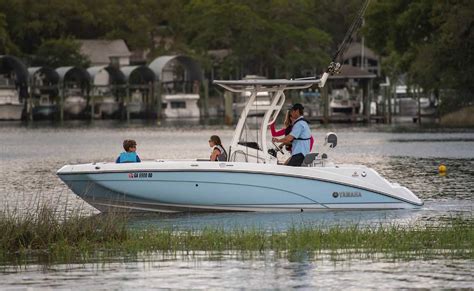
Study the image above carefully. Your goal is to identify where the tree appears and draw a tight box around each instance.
[33,38,90,68]
[181,0,331,78]
[0,12,19,54]
[364,0,474,113]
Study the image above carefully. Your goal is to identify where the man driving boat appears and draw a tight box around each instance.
[272,103,311,166]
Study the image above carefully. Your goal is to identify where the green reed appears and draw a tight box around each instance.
[0,205,472,264]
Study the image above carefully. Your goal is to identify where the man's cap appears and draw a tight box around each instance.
[290,103,304,111]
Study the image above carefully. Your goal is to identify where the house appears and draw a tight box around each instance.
[342,42,380,76]
[79,39,131,67]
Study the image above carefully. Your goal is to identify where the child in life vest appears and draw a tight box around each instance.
[116,139,141,163]
[209,135,227,161]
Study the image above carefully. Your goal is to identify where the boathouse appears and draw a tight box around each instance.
[0,55,29,120]
[28,67,60,120]
[55,66,91,120]
[87,66,126,119]
[120,65,155,119]
[149,55,203,118]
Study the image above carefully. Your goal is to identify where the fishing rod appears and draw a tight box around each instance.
[319,0,371,86]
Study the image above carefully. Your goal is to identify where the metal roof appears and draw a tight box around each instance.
[149,55,203,82]
[0,55,29,98]
[0,55,29,86]
[87,66,126,84]
[56,66,91,82]
[28,67,60,84]
[328,65,377,79]
[120,65,155,83]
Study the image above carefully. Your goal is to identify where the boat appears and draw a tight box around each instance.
[32,94,57,119]
[162,93,200,118]
[57,73,423,213]
[0,56,27,120]
[0,87,23,120]
[29,67,60,120]
[330,88,361,115]
[393,85,438,122]
[126,89,146,116]
[64,88,87,116]
[94,95,120,118]
[300,89,321,118]
[233,75,271,117]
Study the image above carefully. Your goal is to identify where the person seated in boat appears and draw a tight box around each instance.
[209,135,227,161]
[116,139,141,163]
[269,109,314,153]
[272,103,311,167]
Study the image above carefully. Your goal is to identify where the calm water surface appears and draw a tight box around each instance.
[1,252,472,289]
[0,121,473,289]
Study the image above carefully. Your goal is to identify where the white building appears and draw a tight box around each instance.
[79,39,131,67]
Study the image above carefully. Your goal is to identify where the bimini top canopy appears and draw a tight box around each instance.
[28,67,60,84]
[120,65,155,84]
[149,55,203,82]
[87,65,126,84]
[56,66,91,83]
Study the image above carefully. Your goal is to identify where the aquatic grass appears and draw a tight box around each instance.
[0,203,128,262]
[0,206,472,265]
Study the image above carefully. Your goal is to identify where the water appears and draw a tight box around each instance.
[1,252,472,289]
[0,121,473,288]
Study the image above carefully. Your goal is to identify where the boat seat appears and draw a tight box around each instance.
[302,153,318,166]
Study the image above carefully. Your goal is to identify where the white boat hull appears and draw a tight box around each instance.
[0,104,23,120]
[57,161,423,213]
[64,96,87,116]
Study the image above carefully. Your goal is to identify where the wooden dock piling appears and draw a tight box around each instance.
[224,91,233,125]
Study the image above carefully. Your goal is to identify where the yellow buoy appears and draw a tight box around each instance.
[438,164,447,174]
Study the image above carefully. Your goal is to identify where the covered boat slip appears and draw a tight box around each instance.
[0,55,29,120]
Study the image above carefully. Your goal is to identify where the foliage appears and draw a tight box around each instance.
[0,0,365,77]
[0,205,472,265]
[0,12,19,54]
[33,38,90,68]
[181,0,332,77]
[364,0,474,113]
[2,0,471,112]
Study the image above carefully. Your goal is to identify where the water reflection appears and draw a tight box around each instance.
[1,251,472,289]
[125,199,471,231]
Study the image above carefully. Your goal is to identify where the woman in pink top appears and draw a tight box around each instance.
[269,110,314,152]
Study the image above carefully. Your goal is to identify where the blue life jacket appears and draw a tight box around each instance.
[117,152,140,163]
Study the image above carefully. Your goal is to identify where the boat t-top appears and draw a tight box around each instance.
[57,71,423,213]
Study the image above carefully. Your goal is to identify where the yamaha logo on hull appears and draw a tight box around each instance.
[332,191,362,198]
